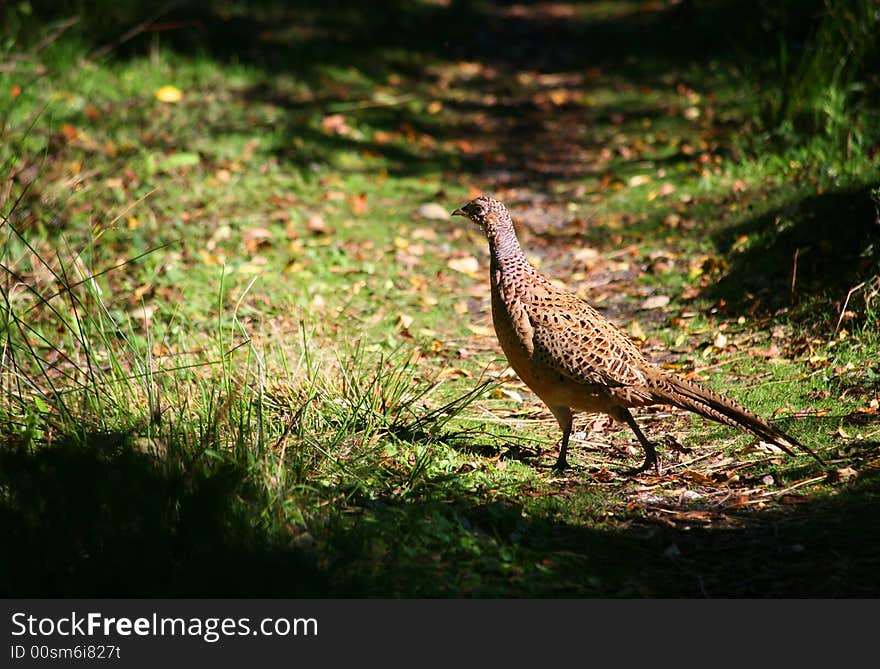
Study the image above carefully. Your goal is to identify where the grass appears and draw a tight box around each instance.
[1,0,879,597]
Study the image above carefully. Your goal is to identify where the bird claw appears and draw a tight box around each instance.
[624,451,662,476]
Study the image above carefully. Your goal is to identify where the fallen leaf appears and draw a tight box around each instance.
[306,215,330,235]
[860,398,880,414]
[60,123,79,141]
[321,113,352,135]
[573,247,599,264]
[127,304,156,324]
[492,387,524,403]
[753,344,780,358]
[826,466,857,483]
[548,88,570,106]
[415,203,450,220]
[351,193,367,216]
[467,323,494,336]
[439,367,471,379]
[412,227,437,241]
[640,295,670,310]
[242,228,273,254]
[682,470,715,485]
[630,321,646,341]
[198,249,223,266]
[454,139,475,154]
[447,256,480,276]
[155,85,183,103]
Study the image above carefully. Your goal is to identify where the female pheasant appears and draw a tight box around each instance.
[453,195,825,474]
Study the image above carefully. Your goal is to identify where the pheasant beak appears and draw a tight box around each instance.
[451,207,467,217]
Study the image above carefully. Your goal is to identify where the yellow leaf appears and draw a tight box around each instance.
[630,321,646,341]
[198,249,222,265]
[467,323,493,337]
[548,89,569,106]
[447,256,480,276]
[155,85,183,103]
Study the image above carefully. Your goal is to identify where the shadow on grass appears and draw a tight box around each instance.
[10,0,845,185]
[707,184,880,319]
[0,434,327,597]
[3,428,879,597]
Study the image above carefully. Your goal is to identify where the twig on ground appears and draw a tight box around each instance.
[763,475,826,498]
[836,281,866,331]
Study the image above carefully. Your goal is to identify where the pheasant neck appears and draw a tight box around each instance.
[488,220,527,271]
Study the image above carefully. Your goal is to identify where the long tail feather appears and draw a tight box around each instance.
[651,373,825,465]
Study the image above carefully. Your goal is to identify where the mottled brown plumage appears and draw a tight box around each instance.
[452,195,825,474]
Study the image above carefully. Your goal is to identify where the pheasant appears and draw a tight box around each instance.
[452,195,825,474]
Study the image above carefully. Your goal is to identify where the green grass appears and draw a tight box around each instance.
[2,0,879,597]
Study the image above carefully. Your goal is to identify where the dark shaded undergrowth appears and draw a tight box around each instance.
[708,184,880,321]
[3,433,879,597]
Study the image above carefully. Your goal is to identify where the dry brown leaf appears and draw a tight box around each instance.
[753,343,780,358]
[306,215,330,235]
[415,203,449,220]
[321,113,352,135]
[242,227,273,254]
[351,193,367,216]
[373,130,395,144]
[438,367,471,379]
[412,227,437,241]
[641,295,670,310]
